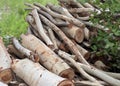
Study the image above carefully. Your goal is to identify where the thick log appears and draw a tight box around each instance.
[21,34,74,79]
[39,14,89,65]
[34,3,85,28]
[31,9,53,47]
[12,59,74,86]
[12,38,39,62]
[61,25,84,43]
[0,37,12,83]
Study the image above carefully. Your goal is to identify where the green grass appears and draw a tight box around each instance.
[0,0,57,45]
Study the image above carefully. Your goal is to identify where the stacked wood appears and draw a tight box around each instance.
[0,0,120,86]
[0,37,12,83]
[12,59,74,86]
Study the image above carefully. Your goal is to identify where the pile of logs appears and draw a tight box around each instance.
[0,0,120,86]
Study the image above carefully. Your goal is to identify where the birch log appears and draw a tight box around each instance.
[21,34,74,79]
[12,59,74,86]
[61,25,84,43]
[39,14,89,65]
[0,37,12,83]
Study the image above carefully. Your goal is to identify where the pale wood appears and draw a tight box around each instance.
[34,3,85,28]
[58,50,102,86]
[78,63,120,86]
[61,25,84,43]
[84,27,90,40]
[47,27,58,51]
[94,60,107,70]
[47,3,73,18]
[21,34,74,79]
[0,37,12,83]
[58,50,77,60]
[101,71,120,80]
[0,82,8,86]
[27,27,33,34]
[75,43,90,60]
[12,38,39,62]
[31,9,53,46]
[12,59,74,86]
[68,8,94,13]
[39,14,89,65]
[83,3,95,8]
[58,0,84,8]
[25,3,69,27]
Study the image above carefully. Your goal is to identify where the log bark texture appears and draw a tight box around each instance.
[12,59,74,86]
[0,37,12,83]
[21,34,74,79]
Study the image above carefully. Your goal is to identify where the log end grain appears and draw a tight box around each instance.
[84,52,90,60]
[58,80,74,86]
[75,29,84,43]
[0,69,12,83]
[59,68,74,80]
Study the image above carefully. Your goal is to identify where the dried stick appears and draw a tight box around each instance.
[0,37,12,83]
[58,0,84,8]
[78,63,120,86]
[26,15,43,39]
[34,3,85,28]
[58,50,102,86]
[47,3,73,18]
[47,27,58,51]
[25,3,69,27]
[31,9,53,47]
[7,45,25,58]
[76,44,90,60]
[39,14,89,65]
[101,71,120,80]
[58,50,77,60]
[12,38,39,62]
[21,34,74,79]
[75,81,102,86]
[12,59,74,86]
[27,26,33,34]
[68,8,94,13]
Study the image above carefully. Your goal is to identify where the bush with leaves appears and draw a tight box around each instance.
[87,0,120,72]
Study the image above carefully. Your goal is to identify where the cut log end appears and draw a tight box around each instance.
[58,80,74,86]
[59,68,74,80]
[84,52,90,60]
[75,29,84,43]
[0,69,12,83]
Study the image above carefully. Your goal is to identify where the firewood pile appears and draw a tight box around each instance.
[0,0,120,86]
